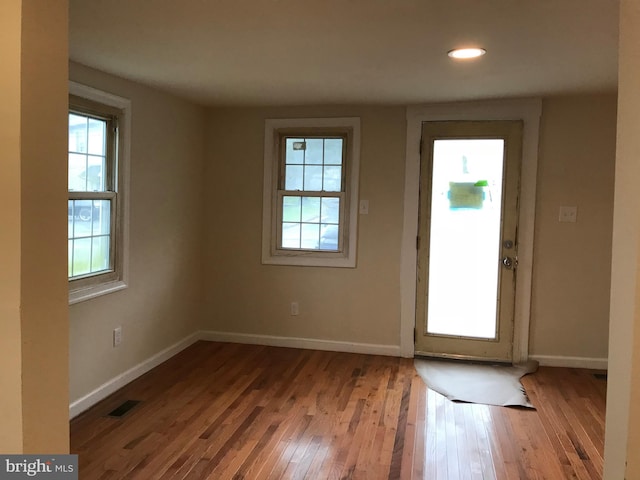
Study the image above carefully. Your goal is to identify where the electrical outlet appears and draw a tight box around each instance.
[291,302,299,316]
[559,206,578,223]
[113,326,122,347]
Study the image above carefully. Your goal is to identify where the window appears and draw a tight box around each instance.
[68,82,130,303]
[262,118,360,267]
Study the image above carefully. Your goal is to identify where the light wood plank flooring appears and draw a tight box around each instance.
[70,341,606,479]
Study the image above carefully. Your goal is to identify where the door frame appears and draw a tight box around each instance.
[400,99,542,361]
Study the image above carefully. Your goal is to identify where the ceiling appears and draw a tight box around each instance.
[69,0,620,107]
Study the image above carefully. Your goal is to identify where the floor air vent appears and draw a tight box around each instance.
[107,400,141,418]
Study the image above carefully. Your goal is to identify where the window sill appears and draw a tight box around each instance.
[69,280,128,305]
[262,252,356,268]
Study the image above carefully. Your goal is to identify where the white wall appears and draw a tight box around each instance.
[68,63,206,405]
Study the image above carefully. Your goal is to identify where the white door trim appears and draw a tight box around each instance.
[400,98,542,361]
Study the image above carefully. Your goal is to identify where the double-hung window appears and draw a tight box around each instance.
[262,118,360,267]
[68,83,130,303]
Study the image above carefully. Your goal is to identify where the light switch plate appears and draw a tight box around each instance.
[359,200,369,215]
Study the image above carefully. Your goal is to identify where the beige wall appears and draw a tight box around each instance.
[20,0,70,453]
[605,1,640,478]
[204,107,406,346]
[530,95,616,360]
[203,101,616,360]
[0,0,69,453]
[0,0,25,453]
[0,0,628,461]
[68,63,206,403]
[65,69,619,444]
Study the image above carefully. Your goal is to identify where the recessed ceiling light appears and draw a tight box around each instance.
[448,48,486,59]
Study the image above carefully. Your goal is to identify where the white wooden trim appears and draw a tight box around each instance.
[68,81,131,304]
[200,330,400,357]
[69,330,400,418]
[69,332,200,418]
[68,280,127,306]
[400,98,542,360]
[529,354,608,370]
[69,82,131,110]
[261,117,360,268]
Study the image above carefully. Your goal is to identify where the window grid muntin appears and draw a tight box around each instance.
[279,193,343,251]
[280,135,346,193]
[68,195,116,279]
[277,134,347,252]
[68,107,117,192]
[68,104,119,282]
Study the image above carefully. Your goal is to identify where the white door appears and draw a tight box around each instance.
[415,121,523,362]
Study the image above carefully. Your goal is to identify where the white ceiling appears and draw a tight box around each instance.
[69,0,620,107]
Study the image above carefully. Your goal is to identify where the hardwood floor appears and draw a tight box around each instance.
[70,342,606,479]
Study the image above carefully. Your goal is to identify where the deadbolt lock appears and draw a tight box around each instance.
[502,256,518,270]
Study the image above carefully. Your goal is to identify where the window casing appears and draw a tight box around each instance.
[68,82,130,303]
[262,118,360,267]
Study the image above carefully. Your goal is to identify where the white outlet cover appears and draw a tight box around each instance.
[558,206,578,223]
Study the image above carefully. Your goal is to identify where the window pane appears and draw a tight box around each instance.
[282,222,301,248]
[324,138,343,165]
[69,153,87,191]
[301,223,320,249]
[68,199,112,279]
[72,199,95,225]
[285,138,304,164]
[72,237,92,277]
[91,236,110,272]
[323,166,342,192]
[321,197,340,223]
[304,166,323,191]
[69,114,87,153]
[92,200,111,236]
[68,240,73,276]
[319,224,339,250]
[427,139,504,338]
[88,118,106,156]
[285,165,303,190]
[282,196,301,222]
[87,156,106,191]
[304,139,323,164]
[301,197,320,223]
[68,201,74,239]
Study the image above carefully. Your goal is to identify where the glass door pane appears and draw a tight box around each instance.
[427,139,505,339]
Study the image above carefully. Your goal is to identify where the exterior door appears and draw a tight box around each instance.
[415,121,523,362]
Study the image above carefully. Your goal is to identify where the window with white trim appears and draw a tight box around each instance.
[68,83,129,303]
[262,118,360,267]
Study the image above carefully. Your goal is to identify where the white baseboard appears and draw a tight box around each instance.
[69,330,401,419]
[69,331,201,419]
[200,330,401,357]
[529,354,608,370]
